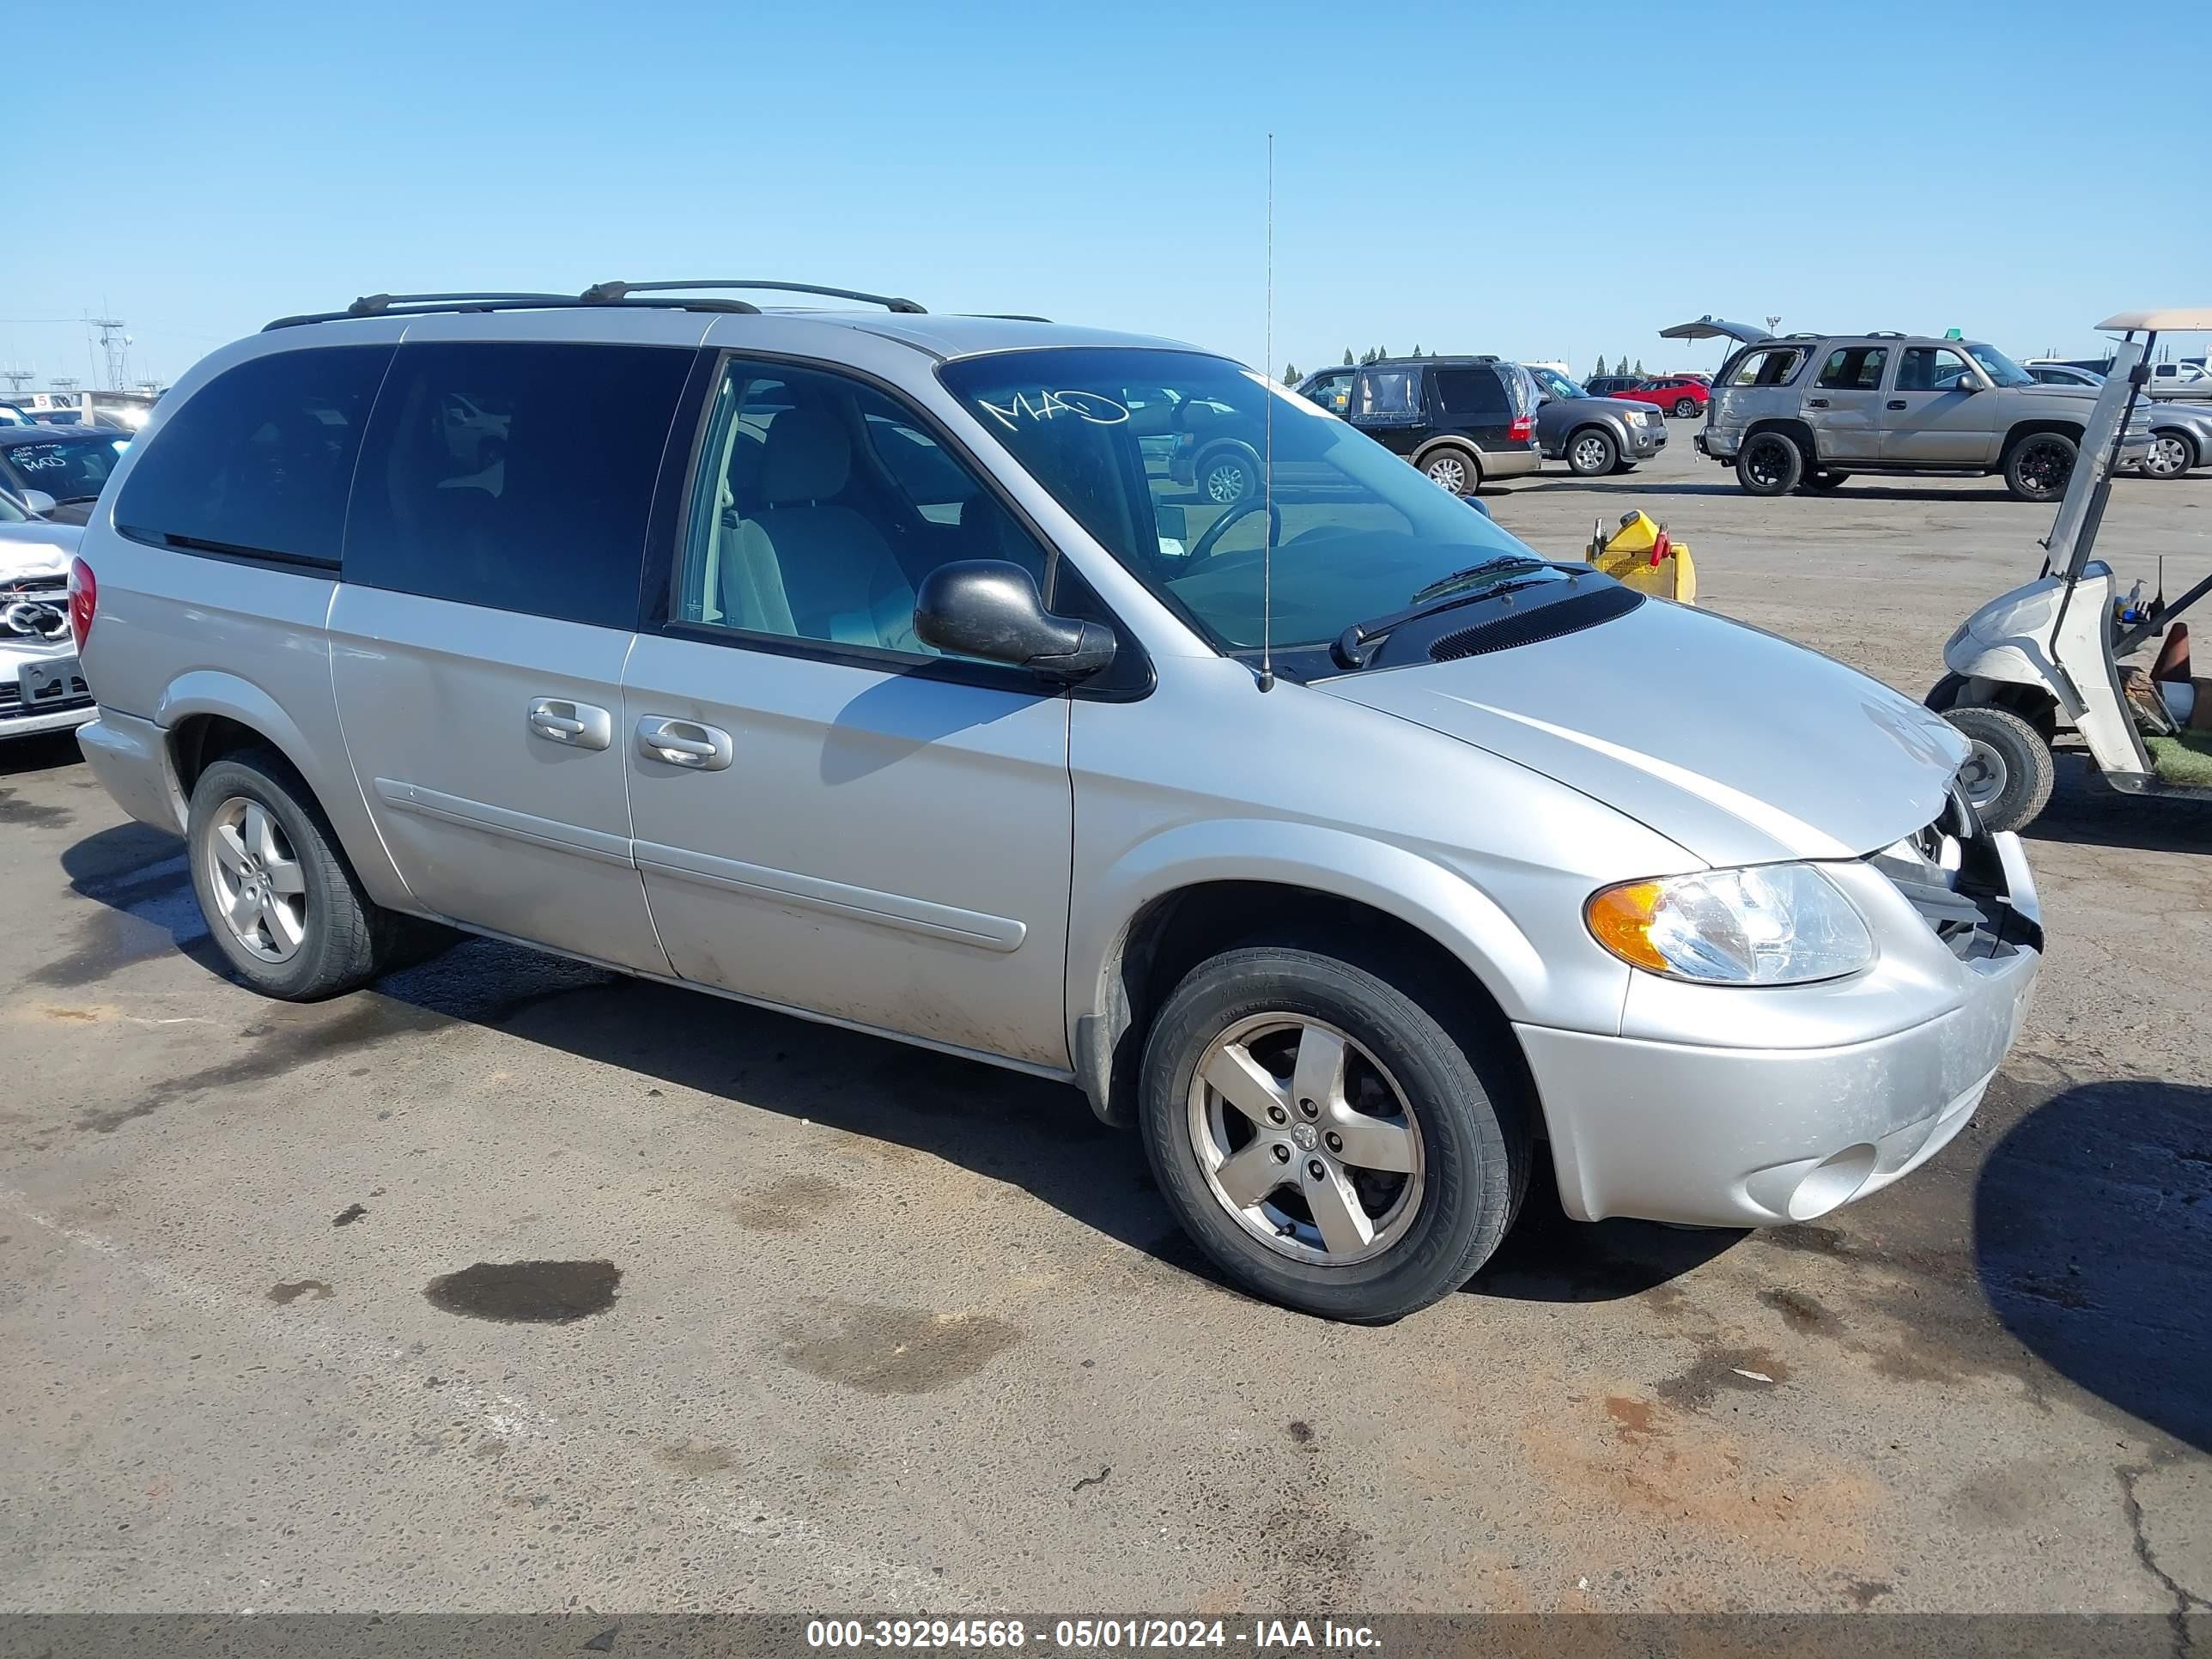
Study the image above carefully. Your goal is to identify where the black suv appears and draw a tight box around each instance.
[1337,356,1541,492]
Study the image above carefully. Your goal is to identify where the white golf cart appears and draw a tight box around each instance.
[1928,308,2212,831]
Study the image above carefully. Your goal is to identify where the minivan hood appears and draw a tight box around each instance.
[1319,598,1968,867]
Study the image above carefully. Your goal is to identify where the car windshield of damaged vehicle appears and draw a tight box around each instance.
[0,432,128,510]
[939,348,1567,669]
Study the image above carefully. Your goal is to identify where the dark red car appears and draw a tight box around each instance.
[1613,375,1711,419]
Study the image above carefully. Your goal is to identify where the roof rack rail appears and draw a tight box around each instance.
[581,279,926,314]
[264,294,761,331]
[966,313,1052,323]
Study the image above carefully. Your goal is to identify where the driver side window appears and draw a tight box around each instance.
[675,360,1047,659]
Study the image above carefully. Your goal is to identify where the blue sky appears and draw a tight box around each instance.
[7,0,2207,391]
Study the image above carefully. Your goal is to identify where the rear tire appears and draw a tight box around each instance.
[1671,397,1698,418]
[1200,449,1259,506]
[1565,428,1619,477]
[2002,432,2077,503]
[1422,447,1480,494]
[1139,941,1528,1322]
[1736,431,1804,496]
[1943,706,2055,832]
[187,748,437,1000]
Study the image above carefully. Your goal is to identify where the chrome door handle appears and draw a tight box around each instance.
[636,715,733,771]
[1887,399,1908,410]
[527,697,612,751]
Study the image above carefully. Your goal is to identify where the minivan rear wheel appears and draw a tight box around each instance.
[1139,942,1527,1322]
[188,748,440,1000]
[2003,432,2077,502]
[1736,431,1804,496]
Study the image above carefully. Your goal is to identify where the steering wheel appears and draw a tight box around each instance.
[1182,496,1282,577]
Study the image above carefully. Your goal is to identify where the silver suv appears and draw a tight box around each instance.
[1698,333,2152,501]
[70,282,2042,1321]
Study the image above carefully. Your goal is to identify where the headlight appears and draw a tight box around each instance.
[1625,408,1650,425]
[1585,865,1873,986]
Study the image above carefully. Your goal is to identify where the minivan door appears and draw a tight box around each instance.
[1881,345,1999,465]
[328,334,698,973]
[1801,345,1887,463]
[620,356,1076,1068]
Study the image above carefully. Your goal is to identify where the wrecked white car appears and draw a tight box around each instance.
[0,487,93,739]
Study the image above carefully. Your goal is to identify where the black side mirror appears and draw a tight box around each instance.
[914,561,1116,684]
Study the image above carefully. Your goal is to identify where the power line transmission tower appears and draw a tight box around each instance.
[89,318,131,389]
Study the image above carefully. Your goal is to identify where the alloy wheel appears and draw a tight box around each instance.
[1206,461,1251,504]
[2144,434,2191,478]
[2016,437,2073,495]
[1425,454,1468,492]
[1745,436,1791,490]
[1571,434,1610,473]
[204,795,308,963]
[1186,1014,1425,1266]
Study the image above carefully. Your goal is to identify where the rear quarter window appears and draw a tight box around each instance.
[1722,347,1808,388]
[112,345,392,565]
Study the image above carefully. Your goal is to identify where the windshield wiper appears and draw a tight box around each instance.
[1332,561,1574,671]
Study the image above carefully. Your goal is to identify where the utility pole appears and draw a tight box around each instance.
[89,318,131,390]
[0,368,33,398]
[1765,314,1783,336]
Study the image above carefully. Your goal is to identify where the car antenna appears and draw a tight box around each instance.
[1258,131,1277,693]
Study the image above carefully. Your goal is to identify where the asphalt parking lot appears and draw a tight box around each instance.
[3,428,2209,1617]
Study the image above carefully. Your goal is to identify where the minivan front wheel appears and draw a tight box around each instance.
[1736,431,1804,495]
[1139,942,1526,1322]
[2003,432,2077,502]
[188,749,434,1000]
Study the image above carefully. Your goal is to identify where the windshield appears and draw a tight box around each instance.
[1529,366,1587,401]
[0,435,126,502]
[939,348,1541,662]
[1966,344,2035,388]
[0,489,29,523]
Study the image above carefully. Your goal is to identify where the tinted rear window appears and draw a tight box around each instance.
[112,346,392,565]
[343,342,691,626]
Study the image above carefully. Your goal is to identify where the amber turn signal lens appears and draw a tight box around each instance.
[1584,881,1671,973]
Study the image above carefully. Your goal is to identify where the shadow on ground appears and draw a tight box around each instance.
[52,822,1744,1310]
[1974,1071,2212,1451]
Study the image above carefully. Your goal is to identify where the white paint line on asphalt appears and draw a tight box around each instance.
[0,1188,556,1443]
[690,1498,979,1608]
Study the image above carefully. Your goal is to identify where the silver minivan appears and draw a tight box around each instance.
[70,283,2043,1321]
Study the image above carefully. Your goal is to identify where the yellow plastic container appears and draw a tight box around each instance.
[1586,510,1696,604]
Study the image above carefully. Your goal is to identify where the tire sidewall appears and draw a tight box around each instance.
[1138,948,1515,1322]
[188,756,356,999]
[1202,449,1257,505]
[1422,447,1479,494]
[1567,428,1617,477]
[2006,434,2076,502]
[1737,432,1803,495]
[1944,707,2053,832]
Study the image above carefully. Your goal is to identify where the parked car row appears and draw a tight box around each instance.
[60,280,2042,1322]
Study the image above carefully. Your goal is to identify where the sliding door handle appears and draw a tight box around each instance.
[1887,399,1908,410]
[527,697,612,750]
[636,715,734,771]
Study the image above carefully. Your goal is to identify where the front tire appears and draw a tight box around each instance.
[1139,943,1527,1322]
[1422,447,1480,494]
[1736,431,1804,496]
[187,748,429,1000]
[1565,428,1619,477]
[2002,432,2077,503]
[2141,431,2194,480]
[1943,706,2056,832]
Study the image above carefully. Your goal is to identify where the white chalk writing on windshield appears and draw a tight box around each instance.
[975,389,1129,431]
